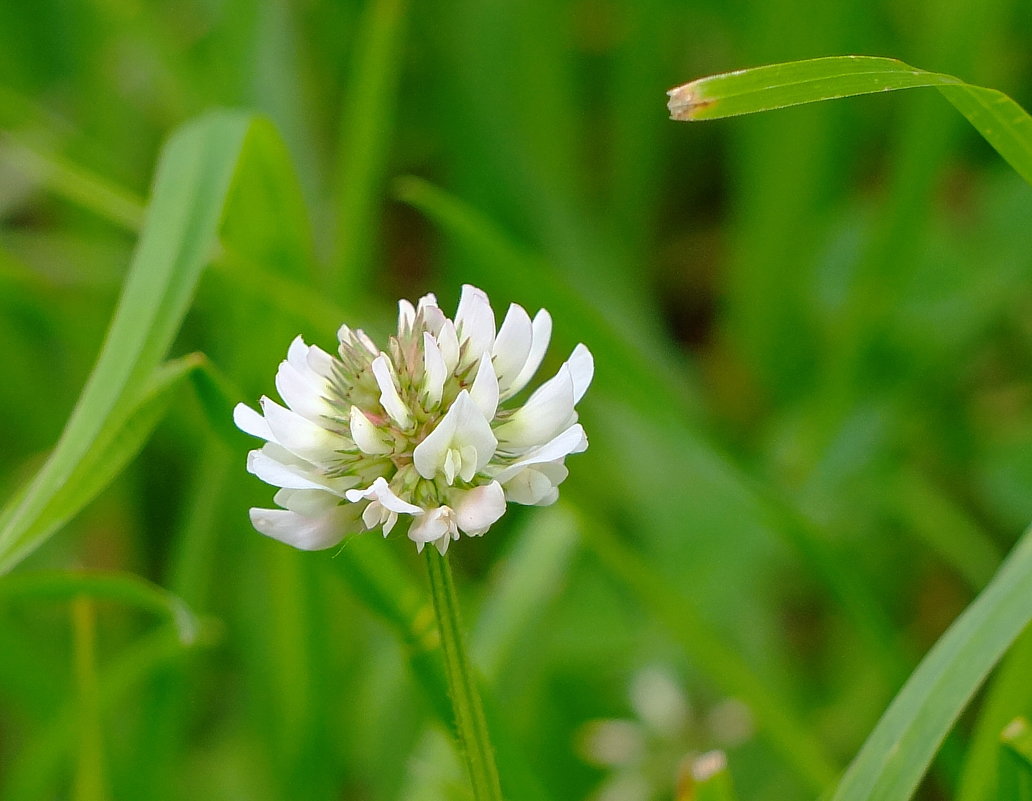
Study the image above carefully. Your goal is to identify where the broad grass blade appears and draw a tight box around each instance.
[668,56,1032,185]
[831,524,1032,801]
[0,112,302,573]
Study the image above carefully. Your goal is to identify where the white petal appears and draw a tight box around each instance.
[371,354,413,429]
[273,488,341,516]
[567,344,594,404]
[234,403,273,441]
[495,366,576,450]
[306,344,335,377]
[247,449,330,491]
[454,285,496,366]
[249,505,359,551]
[413,391,497,481]
[408,506,458,553]
[453,482,506,536]
[261,396,340,462]
[492,303,533,393]
[398,299,417,333]
[422,332,448,407]
[502,463,568,505]
[417,293,439,313]
[469,353,500,420]
[350,406,392,455]
[345,476,422,514]
[504,309,552,398]
[276,360,331,422]
[436,320,460,373]
[491,424,587,482]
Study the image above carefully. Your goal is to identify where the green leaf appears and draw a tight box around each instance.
[668,56,1032,185]
[831,523,1032,801]
[0,112,304,573]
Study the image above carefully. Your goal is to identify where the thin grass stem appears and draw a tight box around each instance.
[424,548,504,801]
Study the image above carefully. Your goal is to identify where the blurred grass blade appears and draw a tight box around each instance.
[1,625,215,801]
[333,0,408,291]
[831,523,1032,801]
[0,355,209,575]
[71,598,108,801]
[0,111,304,574]
[0,570,200,645]
[668,56,1032,184]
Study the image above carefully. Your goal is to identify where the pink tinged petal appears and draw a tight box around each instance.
[453,481,506,536]
[469,353,500,420]
[371,355,413,429]
[495,366,576,450]
[344,476,422,514]
[349,407,392,455]
[567,344,594,404]
[249,505,360,551]
[492,303,532,393]
[504,309,553,399]
[261,396,340,462]
[234,403,273,441]
[398,299,417,333]
[422,332,448,407]
[454,285,496,366]
[408,506,459,554]
[413,391,497,482]
[273,488,341,516]
[491,424,587,482]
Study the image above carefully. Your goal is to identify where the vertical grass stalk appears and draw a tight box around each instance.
[424,549,504,801]
[72,597,108,801]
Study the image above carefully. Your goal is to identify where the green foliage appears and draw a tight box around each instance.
[1,2,1032,801]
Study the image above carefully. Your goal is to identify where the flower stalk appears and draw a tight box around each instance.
[425,548,504,801]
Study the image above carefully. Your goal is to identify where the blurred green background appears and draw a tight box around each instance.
[2,0,1032,799]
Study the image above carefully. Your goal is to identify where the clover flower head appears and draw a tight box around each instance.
[234,285,592,554]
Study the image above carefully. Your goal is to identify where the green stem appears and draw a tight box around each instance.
[424,548,504,801]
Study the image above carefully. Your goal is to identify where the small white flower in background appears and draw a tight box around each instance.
[234,285,593,555]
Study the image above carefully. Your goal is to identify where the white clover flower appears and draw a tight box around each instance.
[234,285,592,555]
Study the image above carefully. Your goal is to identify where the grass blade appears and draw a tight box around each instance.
[668,56,1032,185]
[831,523,1032,801]
[0,355,212,574]
[0,570,200,646]
[0,111,308,573]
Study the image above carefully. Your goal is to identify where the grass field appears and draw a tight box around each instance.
[1,1,1032,799]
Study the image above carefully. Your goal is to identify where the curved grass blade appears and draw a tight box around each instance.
[0,355,220,575]
[0,112,306,574]
[668,56,1032,185]
[956,621,1032,801]
[0,570,200,645]
[831,523,1032,801]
